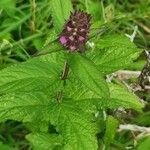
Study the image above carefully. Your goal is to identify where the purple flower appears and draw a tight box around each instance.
[59,10,91,51]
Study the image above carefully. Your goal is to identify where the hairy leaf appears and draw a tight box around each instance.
[0,93,98,149]
[0,52,65,122]
[25,121,49,132]
[49,99,98,150]
[0,81,142,124]
[104,116,118,148]
[74,97,142,113]
[68,53,109,98]
[26,133,62,150]
[108,81,143,111]
[0,92,53,122]
[64,72,100,100]
[51,0,73,33]
[64,75,143,111]
[0,52,65,94]
[88,34,140,75]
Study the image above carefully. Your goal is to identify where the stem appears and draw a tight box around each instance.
[31,0,36,32]
[61,61,69,80]
[56,61,69,102]
[56,91,63,103]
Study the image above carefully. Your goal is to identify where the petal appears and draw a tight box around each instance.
[79,36,85,42]
[70,45,76,51]
[60,36,67,44]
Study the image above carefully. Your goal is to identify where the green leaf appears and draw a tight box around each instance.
[0,52,64,94]
[133,112,150,126]
[0,91,52,122]
[51,0,73,33]
[32,37,44,51]
[0,92,98,149]
[64,69,142,111]
[64,75,143,111]
[0,52,65,122]
[0,81,142,123]
[68,53,109,98]
[25,121,49,132]
[49,99,98,150]
[37,42,64,57]
[88,34,140,75]
[104,116,118,148]
[40,28,62,55]
[64,73,101,100]
[74,97,142,113]
[43,29,58,48]
[0,61,58,94]
[26,133,62,150]
[108,81,143,111]
[137,136,150,150]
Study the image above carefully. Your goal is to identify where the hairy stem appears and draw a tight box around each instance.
[61,61,69,80]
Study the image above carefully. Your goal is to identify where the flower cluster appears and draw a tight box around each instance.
[59,10,91,51]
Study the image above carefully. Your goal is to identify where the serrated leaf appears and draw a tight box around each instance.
[0,91,53,122]
[104,116,118,148]
[64,77,125,110]
[49,99,98,150]
[0,52,65,94]
[74,97,142,113]
[0,82,142,123]
[26,133,62,150]
[42,29,59,55]
[0,93,98,149]
[43,29,58,48]
[39,41,64,56]
[25,121,49,132]
[64,75,143,111]
[64,67,143,112]
[68,53,109,98]
[0,52,65,122]
[108,81,143,111]
[51,0,73,33]
[64,73,100,100]
[88,34,140,75]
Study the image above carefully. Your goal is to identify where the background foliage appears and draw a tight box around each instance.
[0,0,149,150]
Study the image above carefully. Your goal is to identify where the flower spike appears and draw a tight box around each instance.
[59,10,91,51]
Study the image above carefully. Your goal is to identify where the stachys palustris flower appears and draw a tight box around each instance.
[59,10,91,51]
